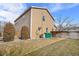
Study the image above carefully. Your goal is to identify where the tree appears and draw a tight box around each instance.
[55,17,74,31]
[3,23,15,42]
[21,26,30,40]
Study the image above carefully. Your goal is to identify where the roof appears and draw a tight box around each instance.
[64,26,79,30]
[51,31,79,34]
[14,6,55,22]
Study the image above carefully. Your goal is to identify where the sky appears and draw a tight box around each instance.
[0,3,79,25]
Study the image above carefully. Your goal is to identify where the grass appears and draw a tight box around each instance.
[26,39,79,56]
[0,38,63,56]
[0,39,78,56]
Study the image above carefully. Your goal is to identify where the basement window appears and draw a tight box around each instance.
[42,16,45,21]
[38,27,41,31]
[46,27,48,32]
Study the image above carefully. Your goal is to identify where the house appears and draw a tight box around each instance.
[14,7,56,39]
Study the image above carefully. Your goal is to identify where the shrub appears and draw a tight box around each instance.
[21,26,29,40]
[3,23,15,42]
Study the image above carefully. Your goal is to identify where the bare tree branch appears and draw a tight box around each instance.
[56,16,75,31]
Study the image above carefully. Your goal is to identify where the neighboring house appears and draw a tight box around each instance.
[55,31,79,39]
[0,21,7,37]
[14,7,56,39]
[52,26,79,39]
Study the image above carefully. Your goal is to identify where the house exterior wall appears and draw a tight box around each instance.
[15,7,56,39]
[31,8,56,39]
[15,10,31,38]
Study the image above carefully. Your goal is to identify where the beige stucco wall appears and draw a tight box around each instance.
[15,10,31,37]
[31,8,56,39]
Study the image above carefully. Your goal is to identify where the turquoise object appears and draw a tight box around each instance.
[44,32,52,39]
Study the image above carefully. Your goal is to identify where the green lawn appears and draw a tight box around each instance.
[26,39,79,56]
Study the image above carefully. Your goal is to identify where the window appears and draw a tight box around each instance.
[46,27,48,32]
[42,16,45,21]
[38,27,41,31]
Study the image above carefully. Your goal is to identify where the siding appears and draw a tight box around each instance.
[15,10,31,37]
